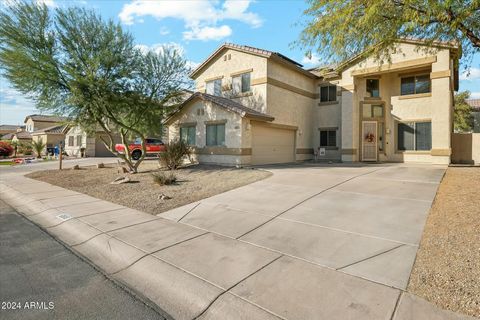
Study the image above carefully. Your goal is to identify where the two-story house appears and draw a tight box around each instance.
[165,40,458,165]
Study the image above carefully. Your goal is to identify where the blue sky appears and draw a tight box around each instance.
[1,0,479,125]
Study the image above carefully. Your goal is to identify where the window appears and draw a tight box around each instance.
[206,123,225,146]
[366,79,379,97]
[68,136,74,147]
[401,74,431,95]
[76,135,82,146]
[146,138,164,145]
[397,122,431,151]
[362,104,384,118]
[320,85,337,102]
[319,129,336,147]
[232,72,251,95]
[180,126,196,146]
[206,79,222,96]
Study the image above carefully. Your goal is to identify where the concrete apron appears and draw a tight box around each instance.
[0,166,475,320]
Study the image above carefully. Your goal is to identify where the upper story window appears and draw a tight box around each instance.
[232,72,251,95]
[320,84,337,102]
[366,79,379,97]
[401,74,430,95]
[206,79,222,96]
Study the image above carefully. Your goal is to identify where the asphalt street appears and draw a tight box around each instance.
[0,200,167,320]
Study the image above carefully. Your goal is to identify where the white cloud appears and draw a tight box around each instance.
[183,25,232,41]
[302,52,321,66]
[118,0,261,41]
[470,92,480,99]
[460,67,480,81]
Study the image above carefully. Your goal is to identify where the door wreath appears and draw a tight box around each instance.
[365,132,375,142]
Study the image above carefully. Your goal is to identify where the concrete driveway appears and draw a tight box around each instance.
[3,161,468,320]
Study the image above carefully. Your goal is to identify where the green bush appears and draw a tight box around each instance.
[152,171,177,185]
[158,139,191,170]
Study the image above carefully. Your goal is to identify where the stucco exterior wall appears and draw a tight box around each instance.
[338,42,453,164]
[25,119,58,132]
[167,100,248,165]
[194,49,268,114]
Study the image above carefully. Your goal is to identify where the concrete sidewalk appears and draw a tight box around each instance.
[0,163,475,320]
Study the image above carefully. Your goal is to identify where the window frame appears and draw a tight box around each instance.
[76,135,82,147]
[366,79,380,98]
[232,72,251,95]
[180,125,196,146]
[206,123,226,147]
[397,121,432,151]
[400,74,431,95]
[319,84,337,102]
[68,136,74,147]
[319,129,337,148]
[206,78,222,96]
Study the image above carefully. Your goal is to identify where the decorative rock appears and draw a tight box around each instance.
[110,176,130,184]
[158,193,172,200]
[97,163,105,168]
[72,164,80,170]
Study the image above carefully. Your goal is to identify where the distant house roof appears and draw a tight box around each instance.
[466,99,480,111]
[0,124,24,131]
[24,114,68,123]
[190,43,316,79]
[31,124,68,135]
[1,133,15,140]
[14,131,32,140]
[165,92,274,124]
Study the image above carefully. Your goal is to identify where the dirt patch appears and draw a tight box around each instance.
[408,167,480,318]
[26,161,271,215]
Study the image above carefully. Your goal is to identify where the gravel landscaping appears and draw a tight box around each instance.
[408,166,480,318]
[26,161,271,215]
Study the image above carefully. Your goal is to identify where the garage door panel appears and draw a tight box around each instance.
[252,125,295,165]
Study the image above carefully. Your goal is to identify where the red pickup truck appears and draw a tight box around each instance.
[115,138,166,160]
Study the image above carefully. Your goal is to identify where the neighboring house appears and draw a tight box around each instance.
[24,114,68,133]
[0,124,25,136]
[63,125,117,157]
[466,99,480,133]
[166,40,458,165]
[11,130,32,143]
[31,124,67,154]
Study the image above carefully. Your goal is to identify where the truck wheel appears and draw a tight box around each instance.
[131,150,142,160]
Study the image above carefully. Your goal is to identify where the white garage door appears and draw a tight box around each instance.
[251,124,295,165]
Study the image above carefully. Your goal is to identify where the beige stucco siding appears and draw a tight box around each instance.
[194,49,268,114]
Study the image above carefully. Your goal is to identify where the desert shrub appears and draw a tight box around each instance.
[158,139,191,170]
[0,141,13,157]
[152,171,177,185]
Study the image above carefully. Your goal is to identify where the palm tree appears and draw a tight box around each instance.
[31,138,46,159]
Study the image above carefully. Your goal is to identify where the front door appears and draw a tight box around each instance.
[362,121,377,161]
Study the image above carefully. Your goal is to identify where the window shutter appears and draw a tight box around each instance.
[415,122,431,150]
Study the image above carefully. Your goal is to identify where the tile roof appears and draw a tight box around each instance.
[466,99,480,111]
[166,92,275,123]
[190,43,316,79]
[0,124,24,131]
[14,131,32,139]
[1,133,14,140]
[32,124,68,134]
[25,114,68,123]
